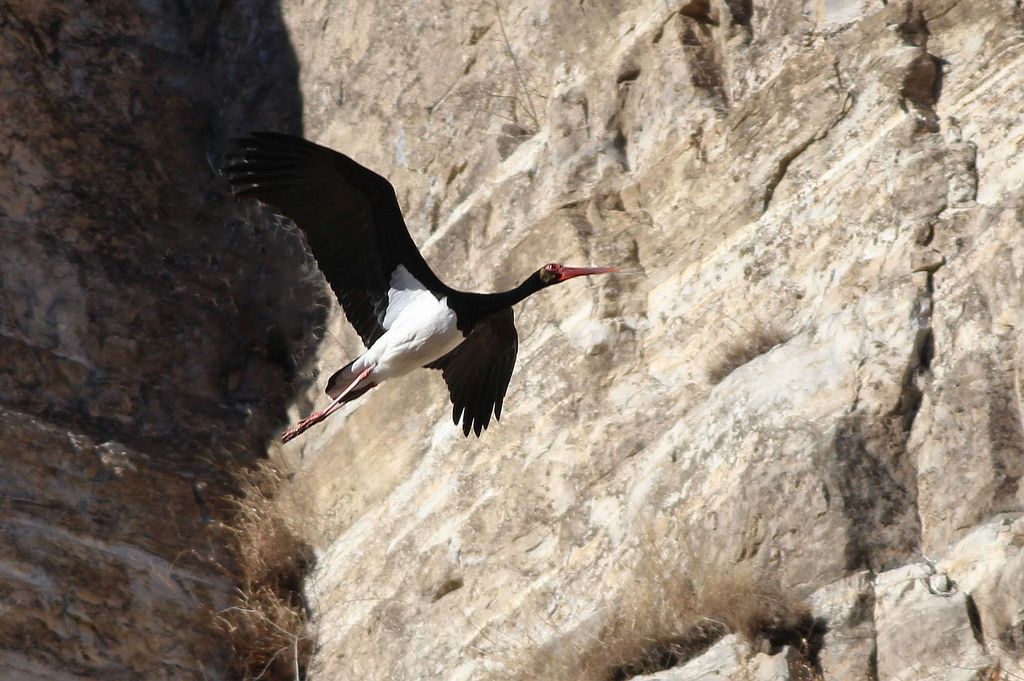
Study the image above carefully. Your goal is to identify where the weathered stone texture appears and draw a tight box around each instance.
[0,0,313,677]
[267,1,1024,679]
[0,410,234,679]
[4,0,1024,679]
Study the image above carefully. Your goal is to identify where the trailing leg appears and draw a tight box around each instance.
[281,365,374,443]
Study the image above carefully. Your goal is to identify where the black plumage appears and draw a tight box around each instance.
[226,132,447,346]
[427,308,518,436]
[224,133,615,440]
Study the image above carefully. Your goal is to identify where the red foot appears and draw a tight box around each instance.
[280,365,374,443]
[281,411,326,443]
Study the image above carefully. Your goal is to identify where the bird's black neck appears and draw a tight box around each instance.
[450,272,549,332]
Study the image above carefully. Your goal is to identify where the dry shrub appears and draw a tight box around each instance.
[706,324,791,385]
[441,2,548,140]
[213,460,316,681]
[696,563,808,645]
[508,538,820,681]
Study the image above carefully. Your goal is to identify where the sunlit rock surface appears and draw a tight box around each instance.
[276,1,1024,678]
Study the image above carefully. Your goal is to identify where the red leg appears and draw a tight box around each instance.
[281,366,373,443]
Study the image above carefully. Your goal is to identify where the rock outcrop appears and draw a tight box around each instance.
[1,0,315,677]
[4,0,1024,679]
[275,1,1024,679]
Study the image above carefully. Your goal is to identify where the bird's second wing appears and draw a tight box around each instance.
[426,308,519,437]
[224,132,449,347]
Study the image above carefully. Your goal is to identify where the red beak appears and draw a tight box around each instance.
[557,265,618,282]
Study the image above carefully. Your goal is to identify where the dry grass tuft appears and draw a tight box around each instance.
[706,323,791,385]
[212,460,316,681]
[695,564,821,665]
[507,539,820,681]
[436,2,548,140]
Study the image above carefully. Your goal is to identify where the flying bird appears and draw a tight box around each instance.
[224,133,616,442]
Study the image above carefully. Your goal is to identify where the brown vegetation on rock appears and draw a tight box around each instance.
[706,323,791,384]
[506,539,820,681]
[212,461,316,681]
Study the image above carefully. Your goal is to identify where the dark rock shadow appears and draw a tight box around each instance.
[0,0,324,470]
[830,415,921,572]
[0,0,319,677]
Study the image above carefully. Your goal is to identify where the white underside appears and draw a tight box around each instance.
[332,266,464,393]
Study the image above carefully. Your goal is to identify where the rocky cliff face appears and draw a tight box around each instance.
[275,1,1024,679]
[4,0,1023,679]
[0,0,315,677]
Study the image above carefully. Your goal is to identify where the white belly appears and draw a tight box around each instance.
[360,300,463,381]
[334,265,465,394]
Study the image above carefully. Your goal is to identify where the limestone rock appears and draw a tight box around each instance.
[633,635,747,681]
[874,563,993,680]
[0,410,234,678]
[278,1,1024,679]
[748,649,793,681]
[941,515,1024,668]
[809,571,875,681]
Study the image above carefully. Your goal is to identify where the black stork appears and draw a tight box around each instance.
[224,133,616,442]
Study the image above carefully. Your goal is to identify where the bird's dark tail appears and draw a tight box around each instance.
[325,360,375,402]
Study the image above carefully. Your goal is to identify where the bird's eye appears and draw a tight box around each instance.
[539,264,560,284]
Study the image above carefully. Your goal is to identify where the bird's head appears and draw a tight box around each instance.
[537,263,618,286]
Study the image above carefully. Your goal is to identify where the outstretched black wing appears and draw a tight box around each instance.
[224,132,449,347]
[427,308,519,437]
